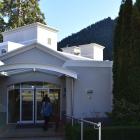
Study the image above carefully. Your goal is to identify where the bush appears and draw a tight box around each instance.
[65,124,140,140]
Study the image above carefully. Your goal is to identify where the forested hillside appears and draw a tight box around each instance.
[58,17,116,60]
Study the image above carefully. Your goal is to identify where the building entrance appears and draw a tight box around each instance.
[7,82,60,124]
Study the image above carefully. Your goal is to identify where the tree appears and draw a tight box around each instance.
[0,0,46,42]
[112,2,124,122]
[0,17,5,42]
[112,0,133,123]
[0,2,5,42]
[135,0,140,10]
[127,1,140,122]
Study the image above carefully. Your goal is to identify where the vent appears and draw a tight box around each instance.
[1,49,7,55]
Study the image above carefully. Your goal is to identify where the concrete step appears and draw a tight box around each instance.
[0,124,65,139]
[0,137,64,140]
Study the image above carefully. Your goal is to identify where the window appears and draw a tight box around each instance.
[48,38,51,45]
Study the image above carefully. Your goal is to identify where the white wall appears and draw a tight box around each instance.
[0,42,24,55]
[7,42,24,52]
[37,26,57,50]
[80,44,94,59]
[93,45,104,61]
[66,77,72,116]
[2,23,58,51]
[66,65,112,118]
[3,26,37,43]
[62,43,104,61]
[62,46,75,54]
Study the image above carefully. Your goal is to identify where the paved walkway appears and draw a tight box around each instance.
[0,124,65,140]
[0,138,63,140]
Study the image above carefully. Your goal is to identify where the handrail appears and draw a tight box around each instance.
[65,115,101,140]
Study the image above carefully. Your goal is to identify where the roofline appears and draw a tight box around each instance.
[62,43,105,50]
[0,63,77,79]
[63,60,113,68]
[59,51,94,60]
[0,42,69,61]
[2,22,58,36]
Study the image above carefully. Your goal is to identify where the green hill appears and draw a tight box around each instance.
[58,17,116,60]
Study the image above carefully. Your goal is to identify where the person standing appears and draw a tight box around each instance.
[41,94,53,131]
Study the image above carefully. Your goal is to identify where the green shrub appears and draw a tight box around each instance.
[65,124,140,140]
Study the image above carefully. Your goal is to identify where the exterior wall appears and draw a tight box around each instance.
[66,66,112,118]
[62,47,75,54]
[0,42,24,56]
[37,26,57,50]
[66,77,72,116]
[0,42,8,55]
[62,45,94,59]
[62,43,104,60]
[80,45,94,59]
[7,42,24,52]
[2,23,58,51]
[3,26,37,43]
[2,47,65,66]
[93,45,104,61]
[60,78,66,117]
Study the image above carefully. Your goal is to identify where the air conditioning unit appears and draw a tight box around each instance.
[74,47,81,55]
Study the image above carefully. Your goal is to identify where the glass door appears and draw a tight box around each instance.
[21,89,34,123]
[35,88,60,123]
[35,89,49,122]
[49,89,60,122]
[8,89,20,123]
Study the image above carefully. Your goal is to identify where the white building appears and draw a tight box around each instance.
[0,22,112,124]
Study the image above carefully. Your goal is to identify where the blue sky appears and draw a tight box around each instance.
[40,0,122,41]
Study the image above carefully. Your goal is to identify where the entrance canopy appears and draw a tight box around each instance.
[0,63,77,79]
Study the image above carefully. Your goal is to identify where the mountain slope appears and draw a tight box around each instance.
[58,17,116,60]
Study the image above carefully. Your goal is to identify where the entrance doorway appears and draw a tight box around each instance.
[7,82,61,124]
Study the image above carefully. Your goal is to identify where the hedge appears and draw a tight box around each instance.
[65,124,140,140]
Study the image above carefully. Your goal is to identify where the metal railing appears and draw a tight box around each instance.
[65,115,101,140]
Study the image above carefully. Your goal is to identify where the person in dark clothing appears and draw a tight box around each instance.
[41,94,52,131]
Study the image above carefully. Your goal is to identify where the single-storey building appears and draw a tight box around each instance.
[0,22,112,124]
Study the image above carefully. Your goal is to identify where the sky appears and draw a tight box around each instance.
[39,0,122,41]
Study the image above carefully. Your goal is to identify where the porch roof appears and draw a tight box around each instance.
[0,63,77,79]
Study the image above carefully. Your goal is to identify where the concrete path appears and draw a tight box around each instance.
[0,138,64,140]
[0,124,65,140]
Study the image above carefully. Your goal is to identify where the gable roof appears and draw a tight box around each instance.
[0,42,92,61]
[0,42,69,61]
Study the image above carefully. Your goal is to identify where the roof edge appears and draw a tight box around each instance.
[63,60,113,68]
[2,22,58,36]
[0,42,69,61]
